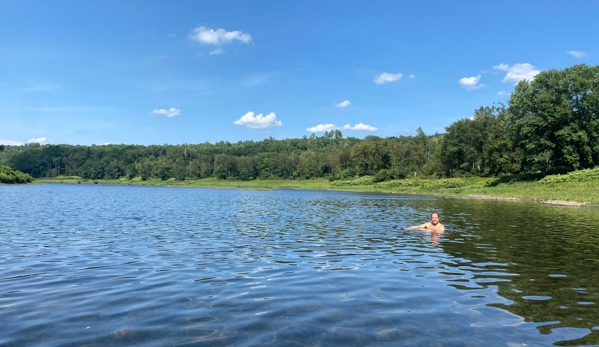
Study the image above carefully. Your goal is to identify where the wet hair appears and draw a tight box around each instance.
[431,212,440,218]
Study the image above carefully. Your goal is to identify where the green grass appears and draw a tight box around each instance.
[35,176,337,191]
[35,174,599,206]
[370,177,599,205]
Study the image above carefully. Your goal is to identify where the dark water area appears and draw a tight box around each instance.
[1,184,599,347]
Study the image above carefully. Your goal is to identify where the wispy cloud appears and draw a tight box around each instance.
[306,123,377,133]
[27,137,53,145]
[166,33,176,38]
[150,108,182,118]
[209,48,225,55]
[334,100,351,108]
[497,90,510,96]
[458,74,484,91]
[494,63,540,84]
[566,50,588,58]
[242,74,269,87]
[234,112,282,129]
[342,123,377,131]
[190,26,252,45]
[374,72,403,84]
[0,138,23,145]
[408,74,415,79]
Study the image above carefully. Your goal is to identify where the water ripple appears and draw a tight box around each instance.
[1,184,599,346]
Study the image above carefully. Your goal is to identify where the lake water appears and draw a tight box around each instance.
[1,184,599,346]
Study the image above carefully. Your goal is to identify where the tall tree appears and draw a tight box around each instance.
[507,64,599,172]
[439,106,504,175]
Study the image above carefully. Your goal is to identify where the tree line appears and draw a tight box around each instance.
[0,130,440,181]
[1,64,597,182]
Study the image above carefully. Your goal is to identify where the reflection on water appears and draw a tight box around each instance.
[1,184,598,346]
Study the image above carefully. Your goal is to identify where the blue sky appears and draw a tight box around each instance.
[1,1,597,146]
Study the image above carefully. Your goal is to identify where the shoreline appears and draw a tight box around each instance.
[33,177,599,208]
[451,194,595,207]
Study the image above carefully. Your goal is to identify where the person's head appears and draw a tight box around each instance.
[431,212,440,225]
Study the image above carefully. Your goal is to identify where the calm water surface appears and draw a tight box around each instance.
[1,184,599,346]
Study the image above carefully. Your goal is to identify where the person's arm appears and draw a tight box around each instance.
[405,223,430,230]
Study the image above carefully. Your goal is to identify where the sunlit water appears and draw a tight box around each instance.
[1,184,599,346]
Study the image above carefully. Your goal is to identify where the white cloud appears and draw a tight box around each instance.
[166,33,176,38]
[234,111,282,129]
[493,63,540,84]
[334,100,351,108]
[27,137,53,144]
[566,50,587,58]
[408,74,415,79]
[306,124,337,133]
[374,72,403,84]
[209,48,225,55]
[0,138,23,145]
[307,122,378,133]
[190,26,252,45]
[342,123,377,131]
[497,90,510,96]
[458,74,484,91]
[150,108,182,118]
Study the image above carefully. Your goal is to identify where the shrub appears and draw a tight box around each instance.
[421,178,466,190]
[539,167,599,184]
[337,168,357,180]
[55,175,82,180]
[0,165,34,183]
[0,172,14,183]
[484,172,547,187]
[373,169,395,183]
[330,175,375,186]
[374,179,421,189]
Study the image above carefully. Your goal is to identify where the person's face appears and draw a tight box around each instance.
[431,213,439,225]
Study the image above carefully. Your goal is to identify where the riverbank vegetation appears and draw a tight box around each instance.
[2,64,598,201]
[0,145,34,183]
[0,165,34,184]
[36,167,599,205]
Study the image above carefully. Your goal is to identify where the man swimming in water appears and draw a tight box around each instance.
[405,212,445,233]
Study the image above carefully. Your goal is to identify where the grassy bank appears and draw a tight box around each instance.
[35,170,599,206]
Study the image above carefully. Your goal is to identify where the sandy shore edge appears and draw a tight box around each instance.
[450,194,597,207]
[451,195,520,201]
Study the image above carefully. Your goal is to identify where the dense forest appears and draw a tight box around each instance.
[1,64,597,182]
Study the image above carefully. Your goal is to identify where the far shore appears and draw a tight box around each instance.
[34,177,599,208]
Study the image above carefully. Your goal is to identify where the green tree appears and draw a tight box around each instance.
[507,64,599,172]
[439,106,504,176]
[214,165,227,180]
